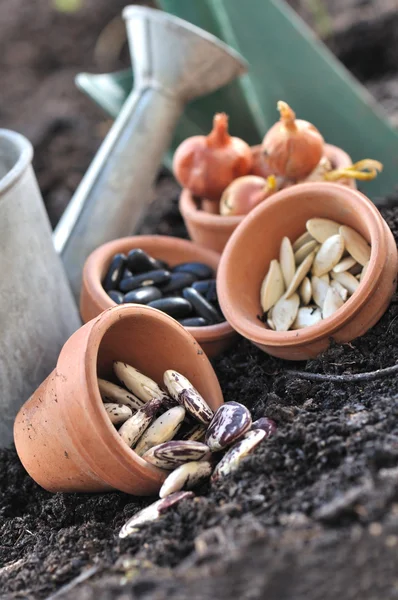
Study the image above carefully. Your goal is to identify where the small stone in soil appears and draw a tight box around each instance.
[103,253,126,291]
[123,286,162,305]
[119,270,171,293]
[126,248,164,274]
[205,401,252,451]
[159,272,197,294]
[148,297,192,319]
[192,279,218,303]
[182,287,222,324]
[178,317,209,327]
[173,262,213,280]
[108,290,124,304]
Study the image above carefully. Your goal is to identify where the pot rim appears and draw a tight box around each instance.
[217,181,387,348]
[61,305,185,487]
[81,234,234,343]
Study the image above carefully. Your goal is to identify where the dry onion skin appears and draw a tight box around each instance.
[172,113,252,202]
[262,101,324,180]
[219,175,278,216]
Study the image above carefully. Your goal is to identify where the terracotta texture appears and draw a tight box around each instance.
[217,182,398,361]
[80,235,237,358]
[14,304,224,495]
[179,144,355,253]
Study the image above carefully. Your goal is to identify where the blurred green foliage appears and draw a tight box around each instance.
[53,0,83,13]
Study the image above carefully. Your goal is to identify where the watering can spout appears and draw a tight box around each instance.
[123,6,247,101]
[54,6,247,300]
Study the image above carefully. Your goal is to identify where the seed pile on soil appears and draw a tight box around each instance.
[1,190,398,600]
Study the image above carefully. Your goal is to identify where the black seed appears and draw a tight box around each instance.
[102,254,126,291]
[122,268,133,280]
[108,290,124,304]
[178,317,209,327]
[119,270,171,293]
[126,248,163,274]
[123,286,162,305]
[148,297,192,318]
[172,262,213,280]
[159,272,197,294]
[182,288,222,324]
[192,279,218,303]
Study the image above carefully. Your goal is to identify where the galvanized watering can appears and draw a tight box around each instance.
[0,130,80,447]
[53,6,247,299]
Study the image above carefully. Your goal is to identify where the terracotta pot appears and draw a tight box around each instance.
[14,304,224,495]
[217,182,398,361]
[80,235,237,358]
[179,144,355,253]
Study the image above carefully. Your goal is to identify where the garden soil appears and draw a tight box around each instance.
[1,1,398,599]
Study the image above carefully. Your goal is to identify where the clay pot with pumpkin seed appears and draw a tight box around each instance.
[217,182,398,360]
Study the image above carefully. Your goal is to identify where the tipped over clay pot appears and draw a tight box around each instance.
[80,235,237,358]
[179,144,356,253]
[14,304,224,495]
[217,182,398,361]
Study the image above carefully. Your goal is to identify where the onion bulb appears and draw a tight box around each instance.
[173,113,252,202]
[220,175,278,216]
[262,101,324,180]
[250,145,273,178]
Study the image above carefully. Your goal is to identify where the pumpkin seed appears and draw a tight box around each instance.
[312,234,345,277]
[306,218,340,243]
[339,226,371,266]
[331,271,359,295]
[320,273,330,284]
[143,440,211,470]
[164,370,213,425]
[272,293,300,331]
[285,252,315,298]
[332,256,357,273]
[311,275,330,309]
[267,316,276,330]
[360,261,370,282]
[134,406,185,456]
[119,491,194,538]
[294,240,318,265]
[205,402,252,452]
[292,231,314,252]
[260,259,285,313]
[330,279,348,301]
[322,287,345,319]
[159,460,213,498]
[104,403,133,425]
[212,429,266,481]
[98,378,145,411]
[291,306,322,329]
[280,237,295,287]
[299,277,312,305]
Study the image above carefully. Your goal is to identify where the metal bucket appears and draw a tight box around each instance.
[0,129,80,447]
